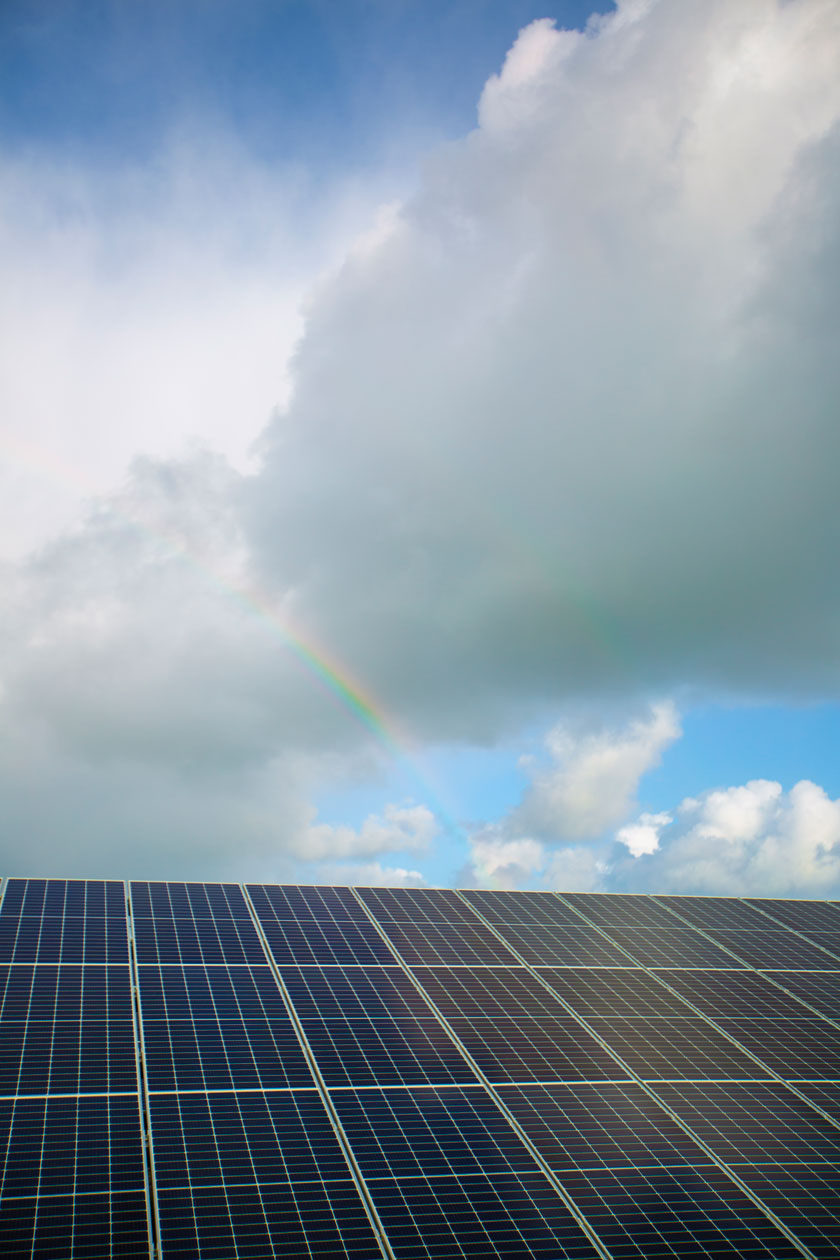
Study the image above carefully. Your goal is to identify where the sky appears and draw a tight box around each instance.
[2,0,840,896]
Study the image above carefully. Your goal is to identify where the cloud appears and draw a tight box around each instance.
[297,802,438,861]
[310,862,427,888]
[616,810,672,858]
[3,0,840,876]
[618,778,840,896]
[461,702,676,887]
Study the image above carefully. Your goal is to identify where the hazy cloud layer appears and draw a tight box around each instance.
[3,0,840,878]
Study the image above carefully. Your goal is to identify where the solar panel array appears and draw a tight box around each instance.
[1,880,840,1257]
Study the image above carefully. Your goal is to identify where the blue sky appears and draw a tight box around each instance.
[2,0,840,895]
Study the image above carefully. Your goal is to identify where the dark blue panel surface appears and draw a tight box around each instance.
[132,913,266,966]
[150,1089,348,1189]
[584,1016,772,1081]
[461,890,583,927]
[278,965,437,1022]
[256,913,395,967]
[445,1015,629,1084]
[489,924,634,967]
[744,898,840,933]
[413,967,574,1021]
[598,928,746,969]
[736,1164,840,1259]
[1,879,127,920]
[562,893,679,929]
[655,896,772,931]
[0,1095,146,1197]
[538,968,694,1019]
[372,919,521,967]
[652,969,814,1019]
[701,929,840,970]
[157,1180,383,1259]
[248,883,366,924]
[0,1191,150,1258]
[497,1082,713,1172]
[652,1081,840,1163]
[301,1016,478,1089]
[357,886,483,927]
[130,881,253,920]
[557,1166,804,1259]
[713,1017,840,1080]
[368,1171,602,1259]
[332,1085,538,1180]
[139,966,312,1092]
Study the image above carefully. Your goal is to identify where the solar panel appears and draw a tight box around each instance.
[6,878,840,1259]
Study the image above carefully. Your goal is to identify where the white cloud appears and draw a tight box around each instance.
[298,802,438,861]
[515,703,680,840]
[616,810,672,857]
[311,862,427,888]
[464,831,546,889]
[3,0,840,875]
[618,778,840,896]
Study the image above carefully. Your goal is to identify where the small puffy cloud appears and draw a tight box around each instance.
[618,778,840,897]
[312,862,427,888]
[616,810,672,858]
[514,703,680,841]
[298,803,438,861]
[462,703,677,888]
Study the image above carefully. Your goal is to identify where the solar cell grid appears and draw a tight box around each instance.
[249,891,395,967]
[793,931,840,961]
[746,898,840,932]
[156,1180,383,1259]
[796,1082,840,1123]
[735,1164,840,1259]
[150,1089,349,1190]
[537,968,694,1019]
[561,892,679,929]
[700,928,840,970]
[652,968,815,1019]
[489,923,633,967]
[367,1171,602,1259]
[598,927,747,969]
[301,1015,479,1090]
[555,1166,804,1260]
[138,966,313,1092]
[413,967,573,1021]
[247,882,365,925]
[277,964,437,1022]
[0,1191,151,1259]
[652,1081,840,1164]
[130,881,253,920]
[0,962,133,1022]
[445,1015,631,1085]
[132,912,267,966]
[496,1082,713,1172]
[584,1016,773,1081]
[372,919,521,967]
[0,1094,146,1198]
[713,1017,840,1080]
[654,895,772,931]
[459,890,584,927]
[0,910,129,964]
[356,886,482,927]
[331,1085,539,1180]
[0,879,127,920]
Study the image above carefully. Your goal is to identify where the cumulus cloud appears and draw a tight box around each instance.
[619,778,840,896]
[310,862,427,888]
[461,703,676,887]
[3,0,840,876]
[297,803,438,861]
[616,811,672,858]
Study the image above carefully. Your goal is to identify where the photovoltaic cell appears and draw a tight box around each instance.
[796,1082,840,1123]
[132,912,267,967]
[247,883,366,924]
[0,1191,151,1258]
[561,893,680,929]
[744,898,840,933]
[251,910,395,968]
[712,1017,840,1080]
[496,1082,713,1172]
[156,1181,383,1259]
[444,1015,630,1084]
[356,886,483,927]
[368,1172,602,1259]
[460,890,583,927]
[654,896,773,931]
[699,929,840,971]
[652,968,815,1019]
[537,968,694,1019]
[131,882,255,921]
[138,964,313,1092]
[598,927,746,969]
[413,967,575,1021]
[488,923,634,967]
[651,1081,840,1164]
[363,919,521,967]
[583,1016,773,1081]
[735,1164,840,1259]
[331,1085,539,1180]
[554,1166,804,1260]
